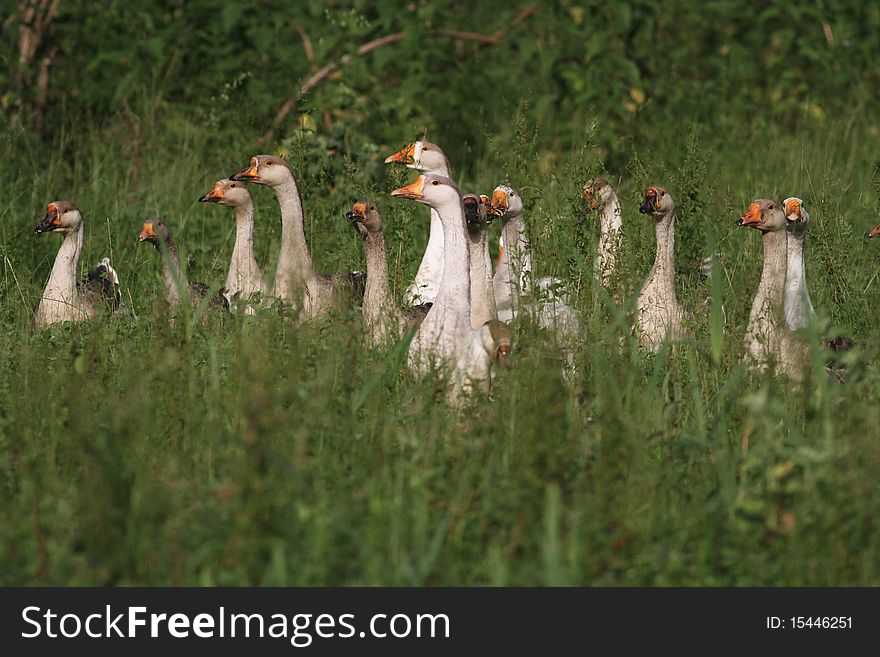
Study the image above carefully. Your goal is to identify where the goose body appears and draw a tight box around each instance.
[199,179,268,313]
[490,185,580,341]
[636,186,685,352]
[582,178,623,287]
[391,175,511,396]
[231,155,361,319]
[738,199,807,379]
[782,197,815,331]
[384,141,451,305]
[347,201,431,345]
[463,193,497,327]
[32,201,120,327]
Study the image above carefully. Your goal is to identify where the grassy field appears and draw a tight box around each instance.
[1,97,879,586]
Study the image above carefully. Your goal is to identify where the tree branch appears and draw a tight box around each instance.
[258,4,539,146]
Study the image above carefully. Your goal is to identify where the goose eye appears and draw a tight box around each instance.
[423,146,430,150]
[769,204,774,209]
[660,191,665,197]
[370,206,375,211]
[266,160,273,166]
[431,180,439,185]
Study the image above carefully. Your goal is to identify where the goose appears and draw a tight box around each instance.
[463,193,497,327]
[198,179,268,313]
[636,186,686,352]
[582,177,623,287]
[384,141,452,305]
[782,197,815,331]
[490,185,532,323]
[32,201,121,328]
[138,218,226,313]
[390,174,512,396]
[738,199,808,379]
[230,155,363,318]
[489,185,580,339]
[346,201,432,345]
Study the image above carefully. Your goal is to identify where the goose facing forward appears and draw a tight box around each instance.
[738,199,807,379]
[230,155,363,318]
[636,186,685,352]
[32,201,121,327]
[346,201,431,345]
[384,141,452,305]
[782,197,815,331]
[198,178,268,313]
[463,193,497,327]
[390,174,511,395]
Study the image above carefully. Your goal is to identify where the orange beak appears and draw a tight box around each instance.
[784,198,801,220]
[390,177,424,200]
[139,223,157,242]
[198,182,225,203]
[490,189,508,216]
[230,158,260,182]
[583,187,599,211]
[866,224,880,239]
[739,202,763,227]
[384,143,416,164]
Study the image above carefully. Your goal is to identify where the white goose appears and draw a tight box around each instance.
[384,141,451,305]
[636,186,685,352]
[463,193,497,327]
[782,197,815,331]
[346,201,431,345]
[391,174,511,396]
[32,201,120,328]
[489,185,580,342]
[230,155,363,318]
[738,198,807,379]
[582,177,623,288]
[198,178,268,314]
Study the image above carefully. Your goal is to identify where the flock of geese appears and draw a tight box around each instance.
[30,139,867,398]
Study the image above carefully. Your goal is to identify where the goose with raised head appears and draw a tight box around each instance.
[782,197,815,331]
[32,201,121,328]
[139,218,226,313]
[582,177,623,288]
[490,185,531,323]
[384,140,452,305]
[463,193,497,327]
[391,174,512,396]
[198,178,268,313]
[230,155,363,318]
[489,185,579,341]
[346,201,431,345]
[738,199,807,379]
[636,186,685,352]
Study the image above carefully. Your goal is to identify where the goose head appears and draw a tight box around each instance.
[639,186,674,218]
[488,185,523,219]
[737,199,786,233]
[198,179,252,207]
[480,319,513,368]
[390,173,461,212]
[34,201,82,235]
[865,224,880,239]
[463,193,492,232]
[229,154,292,187]
[783,197,810,235]
[384,141,448,174]
[138,217,172,247]
[582,178,614,212]
[346,201,382,237]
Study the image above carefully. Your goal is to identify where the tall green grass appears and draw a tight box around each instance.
[1,103,879,585]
